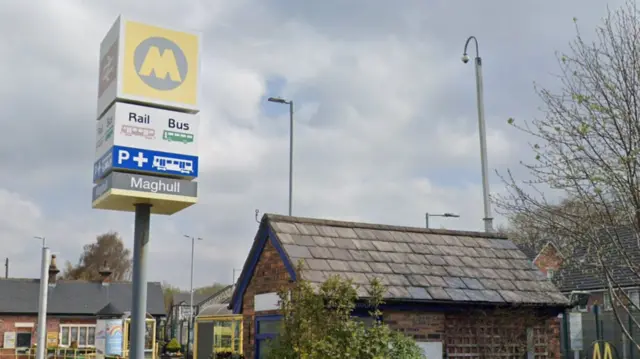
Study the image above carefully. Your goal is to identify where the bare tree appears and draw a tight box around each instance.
[63,231,132,281]
[496,0,640,348]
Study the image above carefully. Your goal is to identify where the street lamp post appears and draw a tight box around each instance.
[267,96,294,216]
[33,236,49,359]
[462,36,494,233]
[34,236,45,248]
[425,212,460,229]
[183,235,202,357]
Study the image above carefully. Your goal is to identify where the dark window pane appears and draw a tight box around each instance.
[87,327,96,346]
[17,333,32,348]
[257,320,281,334]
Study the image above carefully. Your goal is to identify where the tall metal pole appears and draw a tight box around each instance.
[288,101,294,216]
[35,247,50,359]
[188,237,195,356]
[425,213,429,229]
[463,36,494,233]
[131,204,151,359]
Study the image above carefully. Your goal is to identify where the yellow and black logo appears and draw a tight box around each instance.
[122,20,200,110]
[134,37,187,91]
[592,341,615,359]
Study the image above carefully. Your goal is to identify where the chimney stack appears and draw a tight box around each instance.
[99,261,112,285]
[48,255,60,284]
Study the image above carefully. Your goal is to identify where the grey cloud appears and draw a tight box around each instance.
[0,0,626,288]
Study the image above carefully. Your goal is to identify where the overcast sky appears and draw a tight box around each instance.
[0,0,624,290]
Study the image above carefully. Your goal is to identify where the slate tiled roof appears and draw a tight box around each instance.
[199,284,234,306]
[197,303,233,317]
[0,279,166,316]
[267,214,569,306]
[554,226,640,292]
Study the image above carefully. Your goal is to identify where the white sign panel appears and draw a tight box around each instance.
[95,102,199,160]
[569,312,583,350]
[254,292,281,312]
[94,102,200,183]
[3,332,16,349]
[95,320,106,359]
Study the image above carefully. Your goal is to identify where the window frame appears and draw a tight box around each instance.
[546,269,555,280]
[254,315,282,359]
[16,332,33,350]
[59,324,97,348]
[603,292,613,311]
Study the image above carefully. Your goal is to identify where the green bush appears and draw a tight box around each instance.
[265,265,426,359]
[166,338,182,353]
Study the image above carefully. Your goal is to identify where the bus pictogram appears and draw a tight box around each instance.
[152,156,193,174]
[162,130,194,144]
[121,125,155,140]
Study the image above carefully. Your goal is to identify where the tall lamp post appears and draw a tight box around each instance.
[33,236,49,359]
[425,212,460,229]
[183,235,202,357]
[267,96,294,216]
[34,236,46,248]
[462,36,494,233]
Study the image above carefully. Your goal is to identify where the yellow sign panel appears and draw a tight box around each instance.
[592,342,614,359]
[47,332,58,347]
[121,20,200,109]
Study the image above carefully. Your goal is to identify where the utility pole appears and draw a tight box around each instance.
[4,258,8,278]
[35,247,50,359]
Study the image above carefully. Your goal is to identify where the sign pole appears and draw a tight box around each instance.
[130,203,151,359]
[35,247,50,359]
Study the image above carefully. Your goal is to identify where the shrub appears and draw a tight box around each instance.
[166,338,181,353]
[265,265,425,359]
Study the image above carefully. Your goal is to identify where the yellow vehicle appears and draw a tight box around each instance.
[194,304,243,359]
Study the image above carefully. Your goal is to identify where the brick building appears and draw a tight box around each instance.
[229,214,571,359]
[0,256,165,355]
[526,226,640,313]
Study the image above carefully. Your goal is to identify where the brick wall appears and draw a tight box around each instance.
[240,238,294,358]
[0,315,57,354]
[237,238,562,358]
[0,315,97,354]
[383,311,445,341]
[533,244,563,275]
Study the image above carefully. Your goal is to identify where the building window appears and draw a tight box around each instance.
[576,300,588,312]
[16,332,32,349]
[255,316,282,359]
[603,292,613,311]
[60,325,96,347]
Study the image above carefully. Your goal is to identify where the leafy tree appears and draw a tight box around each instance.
[162,281,182,311]
[496,0,640,346]
[265,270,425,359]
[194,283,228,295]
[62,231,132,281]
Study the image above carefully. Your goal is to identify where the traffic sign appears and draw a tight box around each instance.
[93,145,199,182]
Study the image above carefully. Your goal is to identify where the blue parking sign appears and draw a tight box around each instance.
[93,145,199,182]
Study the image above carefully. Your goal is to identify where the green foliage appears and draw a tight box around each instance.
[166,338,182,353]
[195,283,228,295]
[264,266,425,359]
